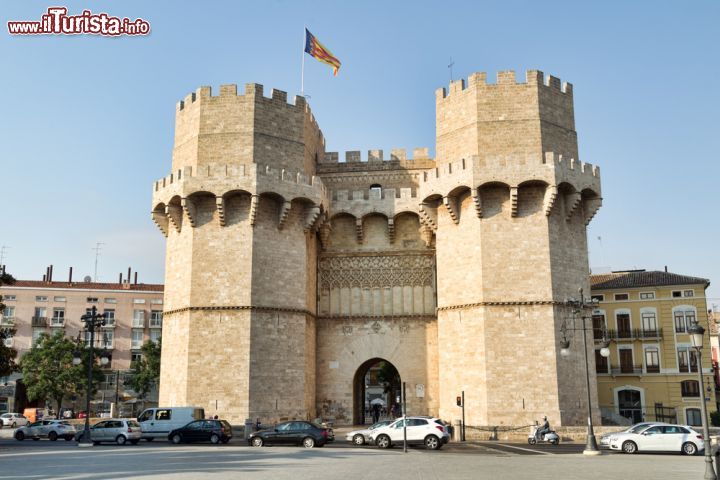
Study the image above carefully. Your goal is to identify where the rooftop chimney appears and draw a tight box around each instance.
[68,267,73,283]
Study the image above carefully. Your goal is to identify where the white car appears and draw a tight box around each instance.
[608,423,704,455]
[15,420,77,441]
[0,413,28,428]
[599,422,669,448]
[346,420,393,445]
[369,416,449,450]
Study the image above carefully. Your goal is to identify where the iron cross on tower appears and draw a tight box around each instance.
[448,57,455,82]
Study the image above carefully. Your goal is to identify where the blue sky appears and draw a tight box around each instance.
[1,1,718,305]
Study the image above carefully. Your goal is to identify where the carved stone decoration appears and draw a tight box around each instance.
[215,196,226,226]
[319,254,434,290]
[565,191,582,221]
[318,222,332,251]
[421,225,434,247]
[510,187,518,217]
[304,205,321,233]
[181,198,197,227]
[151,211,169,237]
[399,322,410,334]
[443,196,459,224]
[371,321,382,334]
[278,201,291,229]
[418,203,437,230]
[471,187,483,218]
[387,218,395,243]
[249,194,259,226]
[355,218,364,243]
[166,204,182,232]
[543,185,558,216]
[342,325,353,335]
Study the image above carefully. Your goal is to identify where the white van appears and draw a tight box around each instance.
[137,407,205,441]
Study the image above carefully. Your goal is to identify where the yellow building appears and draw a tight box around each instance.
[590,270,715,427]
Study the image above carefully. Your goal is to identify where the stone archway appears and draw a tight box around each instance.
[352,358,401,425]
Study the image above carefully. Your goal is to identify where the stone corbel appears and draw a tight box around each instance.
[387,218,395,243]
[303,206,321,233]
[418,203,437,230]
[181,198,196,228]
[543,185,558,216]
[355,218,364,243]
[166,204,183,232]
[510,187,518,217]
[421,225,434,247]
[151,211,169,237]
[249,194,259,226]
[584,197,603,225]
[443,196,459,224]
[216,196,226,227]
[318,222,332,251]
[278,201,292,230]
[565,191,582,221]
[471,187,483,218]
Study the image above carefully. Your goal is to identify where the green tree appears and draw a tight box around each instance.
[0,270,18,377]
[20,331,103,414]
[129,337,161,400]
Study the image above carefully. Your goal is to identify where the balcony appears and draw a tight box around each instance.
[605,328,664,341]
[31,316,48,327]
[610,364,644,375]
[50,317,65,327]
[131,341,143,350]
[149,319,162,329]
[0,316,15,326]
[132,319,145,328]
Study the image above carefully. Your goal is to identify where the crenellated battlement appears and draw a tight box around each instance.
[321,147,432,164]
[435,70,572,100]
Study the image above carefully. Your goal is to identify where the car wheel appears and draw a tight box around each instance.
[221,438,230,444]
[15,431,24,441]
[93,441,100,446]
[550,439,559,445]
[527,437,537,445]
[424,435,440,450]
[130,439,140,445]
[352,434,365,446]
[11,422,17,428]
[251,437,264,447]
[48,431,58,441]
[145,437,154,442]
[302,437,315,448]
[32,437,40,441]
[376,434,391,449]
[622,440,638,454]
[116,435,127,446]
[682,442,698,456]
[171,434,182,445]
[210,434,220,444]
[65,436,73,441]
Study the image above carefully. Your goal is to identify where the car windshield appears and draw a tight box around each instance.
[628,423,654,434]
[370,421,391,430]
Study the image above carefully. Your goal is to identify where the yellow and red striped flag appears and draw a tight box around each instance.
[304,28,341,76]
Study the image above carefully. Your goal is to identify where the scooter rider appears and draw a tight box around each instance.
[536,416,550,440]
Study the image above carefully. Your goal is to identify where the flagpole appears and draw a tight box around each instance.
[301,26,306,97]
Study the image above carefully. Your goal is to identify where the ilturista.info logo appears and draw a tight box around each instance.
[8,7,150,36]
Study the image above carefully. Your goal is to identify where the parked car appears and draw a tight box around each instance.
[599,422,668,448]
[14,420,76,441]
[369,416,449,450]
[137,407,205,441]
[346,420,393,445]
[0,412,28,428]
[248,421,332,448]
[607,423,704,455]
[168,419,232,444]
[74,419,142,445]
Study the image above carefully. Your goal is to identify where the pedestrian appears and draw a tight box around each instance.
[372,403,380,423]
[214,415,219,420]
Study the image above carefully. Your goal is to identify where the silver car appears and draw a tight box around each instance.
[15,420,76,441]
[346,420,393,445]
[75,419,142,445]
[1,412,28,428]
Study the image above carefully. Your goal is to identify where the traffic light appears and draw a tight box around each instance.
[456,396,462,407]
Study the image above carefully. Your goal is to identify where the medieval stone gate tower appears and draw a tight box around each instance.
[151,70,602,427]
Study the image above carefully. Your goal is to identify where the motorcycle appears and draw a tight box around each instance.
[528,426,560,445]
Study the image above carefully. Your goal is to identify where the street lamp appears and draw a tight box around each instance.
[72,306,109,447]
[687,320,717,480]
[561,288,609,456]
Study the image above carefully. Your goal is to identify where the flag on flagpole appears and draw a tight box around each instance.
[304,28,341,76]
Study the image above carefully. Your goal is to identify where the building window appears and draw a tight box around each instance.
[104,309,115,326]
[131,329,144,349]
[101,330,114,349]
[32,328,45,346]
[616,312,632,338]
[1,295,16,301]
[674,308,696,333]
[591,294,604,302]
[684,290,694,297]
[131,352,142,364]
[592,313,606,340]
[133,310,145,328]
[2,306,15,318]
[86,297,99,303]
[133,299,146,304]
[35,296,48,302]
[104,298,117,304]
[150,299,163,305]
[614,293,629,301]
[678,347,698,373]
[150,311,163,328]
[641,311,657,336]
[686,408,702,426]
[53,296,66,302]
[595,350,608,373]
[3,332,13,347]
[639,292,655,300]
[150,329,161,344]
[645,348,660,373]
[369,184,382,197]
[681,380,700,397]
[672,291,682,298]
[51,308,65,326]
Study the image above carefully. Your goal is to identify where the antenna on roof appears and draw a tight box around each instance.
[0,245,10,266]
[92,242,105,282]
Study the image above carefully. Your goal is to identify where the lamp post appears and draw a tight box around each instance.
[72,306,109,447]
[561,288,609,456]
[688,320,717,480]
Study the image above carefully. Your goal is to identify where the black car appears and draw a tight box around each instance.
[168,419,232,444]
[248,421,332,448]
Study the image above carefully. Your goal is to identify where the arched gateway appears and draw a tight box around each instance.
[153,71,602,428]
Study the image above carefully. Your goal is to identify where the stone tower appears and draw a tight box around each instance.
[151,84,328,421]
[428,71,602,426]
[151,70,602,427]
